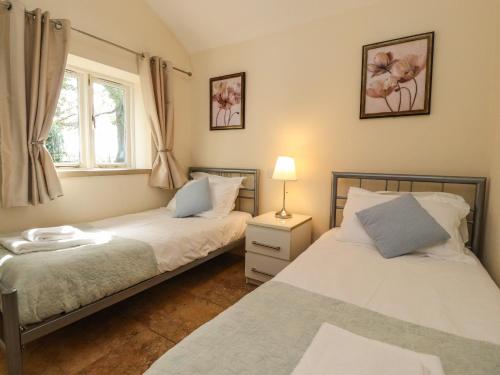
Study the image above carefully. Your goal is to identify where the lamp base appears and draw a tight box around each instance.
[275,208,292,219]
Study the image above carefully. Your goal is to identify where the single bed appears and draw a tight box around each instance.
[0,167,259,375]
[145,172,500,375]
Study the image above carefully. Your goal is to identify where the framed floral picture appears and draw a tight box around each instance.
[360,32,434,119]
[210,72,245,130]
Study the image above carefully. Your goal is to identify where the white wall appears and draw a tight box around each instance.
[483,12,500,284]
[190,0,500,283]
[1,174,168,231]
[0,0,192,232]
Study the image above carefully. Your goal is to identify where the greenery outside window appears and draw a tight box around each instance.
[47,71,81,166]
[47,68,133,169]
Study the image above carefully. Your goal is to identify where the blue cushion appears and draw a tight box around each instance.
[175,177,212,218]
[356,194,450,258]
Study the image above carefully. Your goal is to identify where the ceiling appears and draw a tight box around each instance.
[146,0,380,53]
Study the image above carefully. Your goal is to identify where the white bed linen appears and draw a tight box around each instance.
[91,209,250,273]
[275,229,500,345]
[292,323,445,375]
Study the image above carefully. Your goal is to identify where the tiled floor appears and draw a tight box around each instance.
[0,252,255,375]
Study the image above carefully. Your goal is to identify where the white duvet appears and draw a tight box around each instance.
[91,208,250,273]
[275,229,500,345]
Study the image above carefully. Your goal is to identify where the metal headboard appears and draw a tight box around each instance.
[188,167,260,217]
[330,172,487,255]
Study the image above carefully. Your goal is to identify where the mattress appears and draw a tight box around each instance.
[92,208,251,273]
[0,209,250,325]
[275,228,500,345]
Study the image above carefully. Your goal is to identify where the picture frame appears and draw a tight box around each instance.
[210,72,246,130]
[360,32,434,119]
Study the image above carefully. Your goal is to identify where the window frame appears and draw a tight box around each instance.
[52,66,134,169]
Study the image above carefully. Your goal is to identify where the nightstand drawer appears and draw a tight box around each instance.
[246,225,291,260]
[245,252,289,283]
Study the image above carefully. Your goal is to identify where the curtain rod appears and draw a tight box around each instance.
[0,0,192,77]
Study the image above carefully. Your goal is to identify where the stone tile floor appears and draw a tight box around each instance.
[0,252,255,375]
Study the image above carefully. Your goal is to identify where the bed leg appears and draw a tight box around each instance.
[2,288,23,375]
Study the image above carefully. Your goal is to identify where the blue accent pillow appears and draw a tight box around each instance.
[356,194,450,258]
[175,177,212,218]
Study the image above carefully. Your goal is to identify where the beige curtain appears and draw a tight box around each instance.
[0,1,70,207]
[0,1,28,207]
[139,54,187,189]
[26,9,70,205]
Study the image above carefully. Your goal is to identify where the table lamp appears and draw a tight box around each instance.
[272,156,297,219]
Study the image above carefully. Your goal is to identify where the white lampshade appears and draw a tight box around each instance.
[272,156,297,181]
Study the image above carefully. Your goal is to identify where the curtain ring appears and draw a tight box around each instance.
[6,2,12,10]
[54,21,63,30]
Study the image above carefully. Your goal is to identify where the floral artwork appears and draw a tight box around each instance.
[360,32,434,119]
[210,72,245,130]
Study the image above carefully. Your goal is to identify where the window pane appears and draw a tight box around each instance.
[92,80,127,165]
[47,71,80,164]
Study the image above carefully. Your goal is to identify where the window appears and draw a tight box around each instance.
[91,78,128,166]
[47,71,81,166]
[48,68,132,168]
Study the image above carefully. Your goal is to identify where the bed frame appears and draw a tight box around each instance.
[0,167,259,375]
[330,172,487,255]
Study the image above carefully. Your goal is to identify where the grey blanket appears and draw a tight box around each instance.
[146,281,500,375]
[0,234,159,325]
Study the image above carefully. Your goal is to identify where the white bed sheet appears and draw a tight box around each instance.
[275,229,500,345]
[91,209,250,273]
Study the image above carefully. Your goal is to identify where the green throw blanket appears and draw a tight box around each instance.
[0,234,159,325]
[146,281,500,375]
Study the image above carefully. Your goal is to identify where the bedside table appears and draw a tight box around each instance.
[245,212,312,285]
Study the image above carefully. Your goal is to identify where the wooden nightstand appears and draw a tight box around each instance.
[245,212,312,285]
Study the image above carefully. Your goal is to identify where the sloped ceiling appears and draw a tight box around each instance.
[146,0,380,53]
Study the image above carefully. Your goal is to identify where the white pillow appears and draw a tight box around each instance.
[198,180,243,218]
[190,172,244,218]
[166,198,175,211]
[337,187,470,260]
[166,174,244,218]
[459,220,469,244]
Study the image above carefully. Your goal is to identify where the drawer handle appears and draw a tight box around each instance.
[251,267,274,278]
[251,241,281,251]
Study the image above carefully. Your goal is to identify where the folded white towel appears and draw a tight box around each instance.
[22,225,83,242]
[292,323,445,375]
[0,231,111,255]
